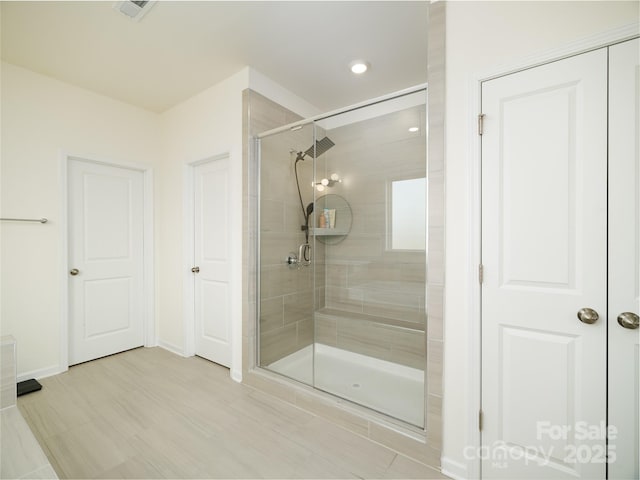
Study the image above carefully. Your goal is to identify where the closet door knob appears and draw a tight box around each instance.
[191,266,200,273]
[69,268,79,276]
[577,308,599,324]
[617,312,639,330]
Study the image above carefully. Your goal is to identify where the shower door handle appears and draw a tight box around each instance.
[298,243,311,267]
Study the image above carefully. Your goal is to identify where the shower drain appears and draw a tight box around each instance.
[352,383,360,388]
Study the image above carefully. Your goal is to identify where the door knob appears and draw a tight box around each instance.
[69,268,79,276]
[617,312,639,330]
[191,266,200,273]
[577,307,599,324]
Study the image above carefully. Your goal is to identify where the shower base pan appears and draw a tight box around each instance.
[267,343,424,427]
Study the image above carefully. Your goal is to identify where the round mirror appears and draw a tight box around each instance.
[313,194,352,245]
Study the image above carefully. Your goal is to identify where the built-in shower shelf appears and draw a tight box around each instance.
[312,228,348,236]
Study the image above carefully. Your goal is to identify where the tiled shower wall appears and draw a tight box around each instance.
[320,108,426,321]
[313,105,427,370]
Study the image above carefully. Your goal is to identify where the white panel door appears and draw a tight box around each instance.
[193,158,231,367]
[608,38,640,480]
[69,159,144,365]
[481,49,608,478]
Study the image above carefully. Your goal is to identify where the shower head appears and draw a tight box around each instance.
[296,136,335,163]
[304,136,335,159]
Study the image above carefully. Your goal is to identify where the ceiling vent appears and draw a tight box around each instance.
[113,0,157,22]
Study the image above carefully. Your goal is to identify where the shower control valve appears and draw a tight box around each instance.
[285,252,299,268]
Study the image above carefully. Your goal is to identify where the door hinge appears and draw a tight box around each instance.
[479,264,484,284]
[478,114,485,136]
[479,409,484,431]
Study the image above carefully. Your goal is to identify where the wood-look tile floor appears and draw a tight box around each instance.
[17,347,448,479]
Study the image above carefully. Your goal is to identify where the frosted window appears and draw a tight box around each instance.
[391,177,426,250]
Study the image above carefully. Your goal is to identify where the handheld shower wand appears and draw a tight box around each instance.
[291,137,335,268]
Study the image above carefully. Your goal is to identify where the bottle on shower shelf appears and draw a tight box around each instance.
[328,209,336,228]
[318,211,326,228]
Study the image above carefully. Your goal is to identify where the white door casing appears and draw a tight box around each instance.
[481,49,608,478]
[608,37,640,480]
[68,158,145,365]
[193,157,232,367]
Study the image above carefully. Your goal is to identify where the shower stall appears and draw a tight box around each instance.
[256,90,427,427]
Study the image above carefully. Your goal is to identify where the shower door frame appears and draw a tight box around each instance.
[254,85,429,429]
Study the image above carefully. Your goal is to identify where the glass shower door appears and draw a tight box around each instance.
[311,93,427,427]
[258,123,316,386]
[257,90,427,428]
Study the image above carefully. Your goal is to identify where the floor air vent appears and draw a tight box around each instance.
[113,0,157,22]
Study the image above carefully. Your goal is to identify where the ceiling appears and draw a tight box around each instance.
[0,1,429,113]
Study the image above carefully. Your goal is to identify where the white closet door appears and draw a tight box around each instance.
[608,37,640,480]
[68,159,145,365]
[481,49,608,478]
[193,157,232,367]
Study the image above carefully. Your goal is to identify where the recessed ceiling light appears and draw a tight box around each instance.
[408,127,419,132]
[350,61,369,75]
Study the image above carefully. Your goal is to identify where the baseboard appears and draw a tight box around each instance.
[157,340,187,357]
[230,368,242,383]
[441,456,469,480]
[17,365,63,383]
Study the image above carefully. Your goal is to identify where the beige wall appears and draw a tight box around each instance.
[157,68,249,381]
[442,2,638,476]
[0,62,162,379]
[0,61,317,381]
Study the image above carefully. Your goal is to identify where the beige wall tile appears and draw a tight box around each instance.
[427,173,445,229]
[336,317,391,360]
[259,297,283,333]
[325,263,348,288]
[427,284,444,341]
[314,314,337,346]
[427,226,445,285]
[242,370,298,404]
[315,286,325,310]
[259,324,297,366]
[283,289,313,325]
[369,422,440,468]
[296,318,313,349]
[362,290,423,323]
[260,232,302,266]
[427,340,443,397]
[325,286,364,313]
[388,328,426,370]
[426,394,443,450]
[260,199,285,232]
[384,454,448,479]
[295,390,369,437]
